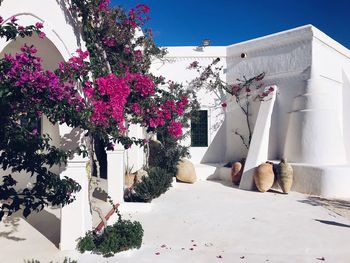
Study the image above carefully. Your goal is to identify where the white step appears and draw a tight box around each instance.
[194,163,225,181]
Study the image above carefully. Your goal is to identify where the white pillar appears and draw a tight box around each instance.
[126,124,145,173]
[107,145,125,204]
[239,88,277,190]
[60,159,92,250]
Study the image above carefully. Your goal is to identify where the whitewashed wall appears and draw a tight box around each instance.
[155,25,350,198]
[151,46,227,164]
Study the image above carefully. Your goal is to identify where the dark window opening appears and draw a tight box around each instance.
[191,110,208,147]
[20,117,42,134]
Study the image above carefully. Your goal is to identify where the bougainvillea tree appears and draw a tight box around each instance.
[0,2,199,241]
[64,0,199,179]
[188,58,274,149]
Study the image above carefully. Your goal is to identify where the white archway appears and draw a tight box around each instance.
[0,0,92,250]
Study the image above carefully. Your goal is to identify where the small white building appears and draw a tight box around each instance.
[1,0,350,252]
[153,25,350,199]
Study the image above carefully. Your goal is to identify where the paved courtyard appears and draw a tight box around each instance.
[1,180,350,263]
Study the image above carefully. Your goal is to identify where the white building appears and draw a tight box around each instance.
[154,25,350,200]
[1,0,350,251]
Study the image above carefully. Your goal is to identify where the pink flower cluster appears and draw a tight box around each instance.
[259,86,275,98]
[188,61,199,69]
[136,95,188,132]
[90,73,130,129]
[130,73,154,97]
[59,49,89,77]
[167,121,183,139]
[98,0,110,11]
[3,44,85,119]
[134,50,143,62]
[127,4,151,28]
[0,16,46,38]
[102,37,116,47]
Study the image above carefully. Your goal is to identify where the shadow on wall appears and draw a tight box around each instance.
[60,127,84,154]
[55,0,83,48]
[0,208,61,247]
[59,127,85,173]
[24,208,61,247]
[0,216,26,242]
[201,117,226,164]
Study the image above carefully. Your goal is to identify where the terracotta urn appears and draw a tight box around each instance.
[275,159,293,193]
[176,159,197,183]
[231,159,245,185]
[254,162,274,192]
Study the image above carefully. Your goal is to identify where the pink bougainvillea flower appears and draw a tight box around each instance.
[38,32,46,39]
[135,4,150,13]
[188,61,199,69]
[131,103,142,115]
[10,16,17,23]
[231,84,240,95]
[131,73,155,97]
[98,0,110,11]
[92,73,130,130]
[0,16,3,24]
[167,121,183,139]
[269,86,275,92]
[35,22,43,29]
[134,50,143,62]
[103,37,116,47]
[221,102,227,108]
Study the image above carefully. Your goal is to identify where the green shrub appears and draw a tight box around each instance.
[125,167,173,203]
[77,214,143,257]
[153,134,190,176]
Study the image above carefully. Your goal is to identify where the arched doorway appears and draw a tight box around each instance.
[0,34,65,247]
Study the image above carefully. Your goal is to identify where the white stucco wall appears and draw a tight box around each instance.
[151,46,227,164]
[155,25,350,198]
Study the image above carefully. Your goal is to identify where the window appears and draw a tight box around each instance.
[191,110,208,147]
[20,116,42,134]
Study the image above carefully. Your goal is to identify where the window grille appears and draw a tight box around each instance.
[191,110,208,147]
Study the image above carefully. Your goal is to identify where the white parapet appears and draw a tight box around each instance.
[239,87,277,190]
[60,159,92,250]
[107,146,125,204]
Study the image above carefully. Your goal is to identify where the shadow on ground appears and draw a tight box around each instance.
[299,196,350,221]
[314,219,350,228]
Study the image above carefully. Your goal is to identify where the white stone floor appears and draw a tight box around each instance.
[1,180,350,263]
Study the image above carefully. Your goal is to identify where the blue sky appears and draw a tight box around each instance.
[111,0,350,48]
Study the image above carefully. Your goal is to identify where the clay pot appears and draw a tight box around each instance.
[275,159,293,193]
[176,159,197,183]
[254,162,274,192]
[124,173,136,189]
[231,162,243,185]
